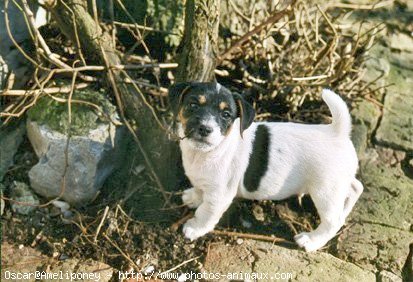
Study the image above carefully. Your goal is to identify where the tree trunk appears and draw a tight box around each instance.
[176,0,220,82]
[47,0,179,191]
[46,0,220,191]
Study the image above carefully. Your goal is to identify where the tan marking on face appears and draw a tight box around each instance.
[178,108,188,127]
[199,95,206,104]
[219,101,228,110]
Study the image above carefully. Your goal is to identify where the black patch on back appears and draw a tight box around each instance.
[244,125,270,192]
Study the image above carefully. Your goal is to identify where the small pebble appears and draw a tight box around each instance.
[252,205,265,222]
[59,253,69,260]
[177,273,187,282]
[241,218,252,229]
[236,238,244,245]
[144,265,155,274]
[63,210,73,218]
[52,200,70,212]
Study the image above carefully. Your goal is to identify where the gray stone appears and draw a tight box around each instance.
[388,32,413,53]
[351,99,381,156]
[27,120,125,205]
[378,270,402,282]
[363,44,391,86]
[0,122,25,181]
[389,51,413,71]
[336,161,413,276]
[337,223,413,276]
[10,181,39,215]
[351,123,369,156]
[0,1,48,88]
[352,161,413,231]
[375,67,413,151]
[204,240,375,282]
[352,99,381,128]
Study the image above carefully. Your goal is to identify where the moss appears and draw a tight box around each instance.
[28,86,116,136]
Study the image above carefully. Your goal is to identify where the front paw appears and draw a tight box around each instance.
[182,188,203,209]
[182,218,209,241]
[294,232,325,252]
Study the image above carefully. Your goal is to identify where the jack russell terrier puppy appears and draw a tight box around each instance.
[169,82,363,252]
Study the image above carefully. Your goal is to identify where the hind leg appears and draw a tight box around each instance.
[343,178,363,219]
[295,185,346,252]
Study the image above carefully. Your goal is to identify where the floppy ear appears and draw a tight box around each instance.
[168,82,193,115]
[233,93,255,138]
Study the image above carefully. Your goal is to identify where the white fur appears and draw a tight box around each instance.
[179,89,363,252]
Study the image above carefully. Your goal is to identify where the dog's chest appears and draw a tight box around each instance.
[182,151,229,187]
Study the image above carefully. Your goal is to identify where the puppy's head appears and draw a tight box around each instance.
[169,82,255,151]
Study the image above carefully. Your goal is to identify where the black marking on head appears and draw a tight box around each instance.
[174,82,239,138]
[233,93,255,137]
[244,124,270,192]
[168,82,194,115]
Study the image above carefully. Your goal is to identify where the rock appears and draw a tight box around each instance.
[378,270,402,282]
[351,123,369,156]
[375,67,413,151]
[0,242,113,282]
[353,162,413,231]
[0,122,26,181]
[252,204,265,222]
[0,48,31,89]
[388,32,413,53]
[375,147,406,167]
[338,223,413,275]
[363,44,391,86]
[351,99,381,156]
[27,120,124,205]
[27,89,125,205]
[1,242,47,281]
[0,1,48,88]
[204,240,375,281]
[10,181,39,215]
[336,160,413,276]
[351,99,381,129]
[402,243,413,282]
[51,200,70,213]
[26,88,125,205]
[389,51,413,71]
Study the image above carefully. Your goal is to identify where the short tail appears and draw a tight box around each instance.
[322,89,351,137]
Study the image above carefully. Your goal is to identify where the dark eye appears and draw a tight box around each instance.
[221,111,231,119]
[189,103,199,110]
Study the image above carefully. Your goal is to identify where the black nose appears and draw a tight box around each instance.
[198,125,213,137]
